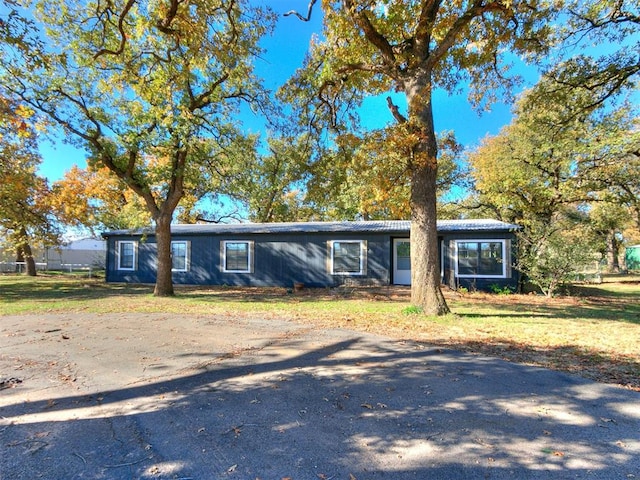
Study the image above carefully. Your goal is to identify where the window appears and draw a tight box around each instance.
[223,241,252,273]
[117,241,136,270]
[172,241,189,272]
[395,241,411,270]
[456,240,505,277]
[331,240,365,275]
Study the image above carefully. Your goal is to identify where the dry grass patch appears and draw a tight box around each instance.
[1,275,638,390]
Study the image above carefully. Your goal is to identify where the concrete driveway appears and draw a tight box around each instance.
[1,313,639,479]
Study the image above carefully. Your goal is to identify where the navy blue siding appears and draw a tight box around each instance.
[106,232,393,288]
[104,225,519,291]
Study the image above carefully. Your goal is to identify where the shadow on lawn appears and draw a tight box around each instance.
[457,302,640,325]
[0,275,153,303]
[439,339,640,391]
[0,276,411,305]
[454,286,640,325]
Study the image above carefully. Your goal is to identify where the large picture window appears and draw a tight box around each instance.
[456,240,505,277]
[331,240,365,275]
[171,241,189,272]
[223,241,252,273]
[117,241,136,270]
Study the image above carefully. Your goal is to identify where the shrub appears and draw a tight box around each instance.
[489,284,514,295]
[402,305,424,315]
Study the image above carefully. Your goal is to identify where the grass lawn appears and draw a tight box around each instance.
[1,274,638,391]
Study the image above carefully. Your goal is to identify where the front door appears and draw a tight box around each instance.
[393,238,411,285]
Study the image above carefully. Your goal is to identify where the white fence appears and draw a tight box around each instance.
[0,262,99,274]
[0,262,48,273]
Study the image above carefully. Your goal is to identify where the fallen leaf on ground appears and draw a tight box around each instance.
[0,377,23,390]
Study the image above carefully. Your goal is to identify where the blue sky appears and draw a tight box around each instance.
[36,4,536,183]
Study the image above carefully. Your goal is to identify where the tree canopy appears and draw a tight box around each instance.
[1,0,276,295]
[468,82,640,294]
[0,93,58,275]
[539,0,639,114]
[50,165,152,231]
[283,0,561,314]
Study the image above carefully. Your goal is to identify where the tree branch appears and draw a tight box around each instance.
[284,0,318,22]
[342,0,397,70]
[189,72,230,110]
[156,0,184,34]
[428,0,508,69]
[415,0,441,59]
[93,0,136,59]
[196,208,244,224]
[386,96,407,123]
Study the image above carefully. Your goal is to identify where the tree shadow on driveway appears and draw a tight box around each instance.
[2,325,639,479]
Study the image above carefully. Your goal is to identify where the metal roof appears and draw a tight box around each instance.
[102,219,519,237]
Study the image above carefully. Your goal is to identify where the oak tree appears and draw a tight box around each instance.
[221,134,314,222]
[539,0,639,114]
[468,86,640,294]
[1,0,275,295]
[285,0,559,314]
[51,165,151,231]
[303,129,465,221]
[0,94,58,275]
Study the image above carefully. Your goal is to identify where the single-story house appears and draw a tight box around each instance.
[101,219,519,291]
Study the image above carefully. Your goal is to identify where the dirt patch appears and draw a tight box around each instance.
[179,284,414,302]
[176,285,640,391]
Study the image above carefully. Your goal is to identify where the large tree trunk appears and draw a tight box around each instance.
[411,163,449,315]
[136,149,185,298]
[154,213,175,297]
[406,74,450,316]
[16,227,37,276]
[605,230,620,273]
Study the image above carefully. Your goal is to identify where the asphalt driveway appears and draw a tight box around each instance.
[1,312,639,479]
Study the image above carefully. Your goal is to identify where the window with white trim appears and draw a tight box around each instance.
[171,241,189,272]
[117,241,137,270]
[455,240,505,277]
[331,240,365,275]
[223,241,252,273]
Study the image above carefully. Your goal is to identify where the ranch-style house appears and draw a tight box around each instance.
[102,219,519,291]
